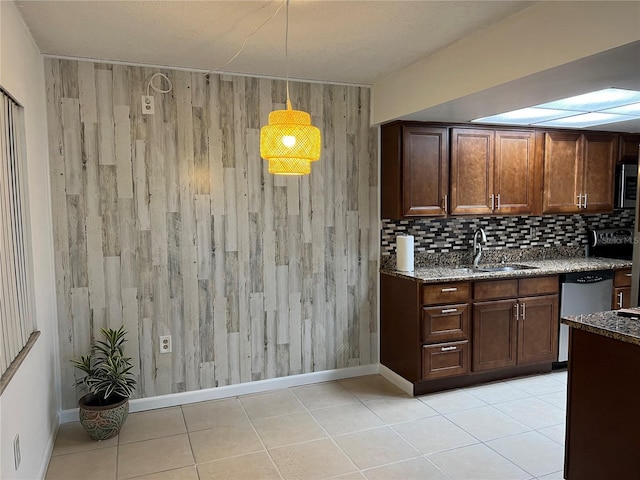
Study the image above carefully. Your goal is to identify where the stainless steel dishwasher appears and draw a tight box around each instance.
[558,270,613,362]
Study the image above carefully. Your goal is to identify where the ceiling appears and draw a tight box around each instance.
[15,0,534,85]
[14,0,640,132]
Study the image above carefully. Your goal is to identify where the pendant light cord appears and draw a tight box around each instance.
[204,1,283,76]
[285,0,291,109]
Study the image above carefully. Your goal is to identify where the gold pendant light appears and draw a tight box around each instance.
[260,0,321,175]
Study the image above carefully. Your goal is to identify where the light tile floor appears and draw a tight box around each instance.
[46,370,568,480]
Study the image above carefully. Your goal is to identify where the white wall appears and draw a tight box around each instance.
[0,1,60,479]
[372,1,640,125]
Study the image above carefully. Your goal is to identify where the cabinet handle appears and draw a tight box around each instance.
[441,287,458,292]
[496,193,501,210]
[576,194,583,208]
[514,303,519,320]
[583,193,588,208]
[441,346,457,352]
[625,273,632,277]
[441,308,458,314]
[618,292,624,309]
[521,302,526,320]
[490,194,495,212]
[442,194,448,213]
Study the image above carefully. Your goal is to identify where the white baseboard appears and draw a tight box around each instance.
[59,364,380,424]
[38,418,59,478]
[378,364,414,395]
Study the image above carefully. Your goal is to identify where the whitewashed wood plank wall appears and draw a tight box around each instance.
[44,59,379,409]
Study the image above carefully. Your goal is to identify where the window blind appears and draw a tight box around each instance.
[0,88,36,383]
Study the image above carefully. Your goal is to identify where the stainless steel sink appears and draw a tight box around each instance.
[447,264,538,274]
[473,264,538,273]
[448,267,475,275]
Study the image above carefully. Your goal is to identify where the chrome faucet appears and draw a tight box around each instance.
[473,228,487,267]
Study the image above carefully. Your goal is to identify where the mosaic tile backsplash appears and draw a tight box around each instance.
[381,209,635,268]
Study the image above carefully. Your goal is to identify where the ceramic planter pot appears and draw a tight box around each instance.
[78,393,129,440]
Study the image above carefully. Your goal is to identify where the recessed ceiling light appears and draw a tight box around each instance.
[536,88,640,112]
[473,107,574,125]
[535,112,639,128]
[471,88,640,128]
[601,102,640,116]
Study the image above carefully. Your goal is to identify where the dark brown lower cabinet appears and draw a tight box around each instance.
[381,272,558,395]
[564,328,640,479]
[473,294,558,371]
[613,286,631,309]
[472,299,517,371]
[517,295,558,364]
[612,267,632,309]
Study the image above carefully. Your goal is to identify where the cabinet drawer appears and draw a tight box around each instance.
[422,304,469,343]
[473,279,518,300]
[422,282,470,305]
[518,275,559,296]
[615,268,632,287]
[421,341,469,380]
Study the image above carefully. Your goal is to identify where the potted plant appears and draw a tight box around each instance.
[71,325,137,440]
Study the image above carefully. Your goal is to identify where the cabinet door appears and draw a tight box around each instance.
[582,133,616,213]
[472,299,517,371]
[618,134,640,163]
[494,130,537,215]
[450,128,494,215]
[402,126,449,216]
[543,131,582,213]
[613,287,631,309]
[516,295,558,365]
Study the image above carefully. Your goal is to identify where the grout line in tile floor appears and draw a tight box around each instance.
[180,405,200,478]
[236,392,287,480]
[46,370,568,480]
[296,391,447,480]
[385,413,519,479]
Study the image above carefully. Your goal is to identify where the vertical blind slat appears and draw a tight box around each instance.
[7,100,23,352]
[0,95,10,371]
[7,96,21,363]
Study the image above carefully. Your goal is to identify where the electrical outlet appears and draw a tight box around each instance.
[160,335,172,353]
[141,95,155,115]
[13,434,20,470]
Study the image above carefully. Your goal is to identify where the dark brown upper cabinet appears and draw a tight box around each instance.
[450,128,537,215]
[543,131,617,214]
[381,122,448,219]
[618,134,640,164]
[380,122,623,219]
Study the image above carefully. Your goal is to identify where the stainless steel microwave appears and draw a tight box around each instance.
[617,164,638,209]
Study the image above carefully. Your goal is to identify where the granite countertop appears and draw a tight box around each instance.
[561,310,640,347]
[380,257,633,283]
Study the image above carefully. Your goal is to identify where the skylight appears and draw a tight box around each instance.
[472,88,640,128]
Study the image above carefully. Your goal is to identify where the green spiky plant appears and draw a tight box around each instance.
[71,326,137,406]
